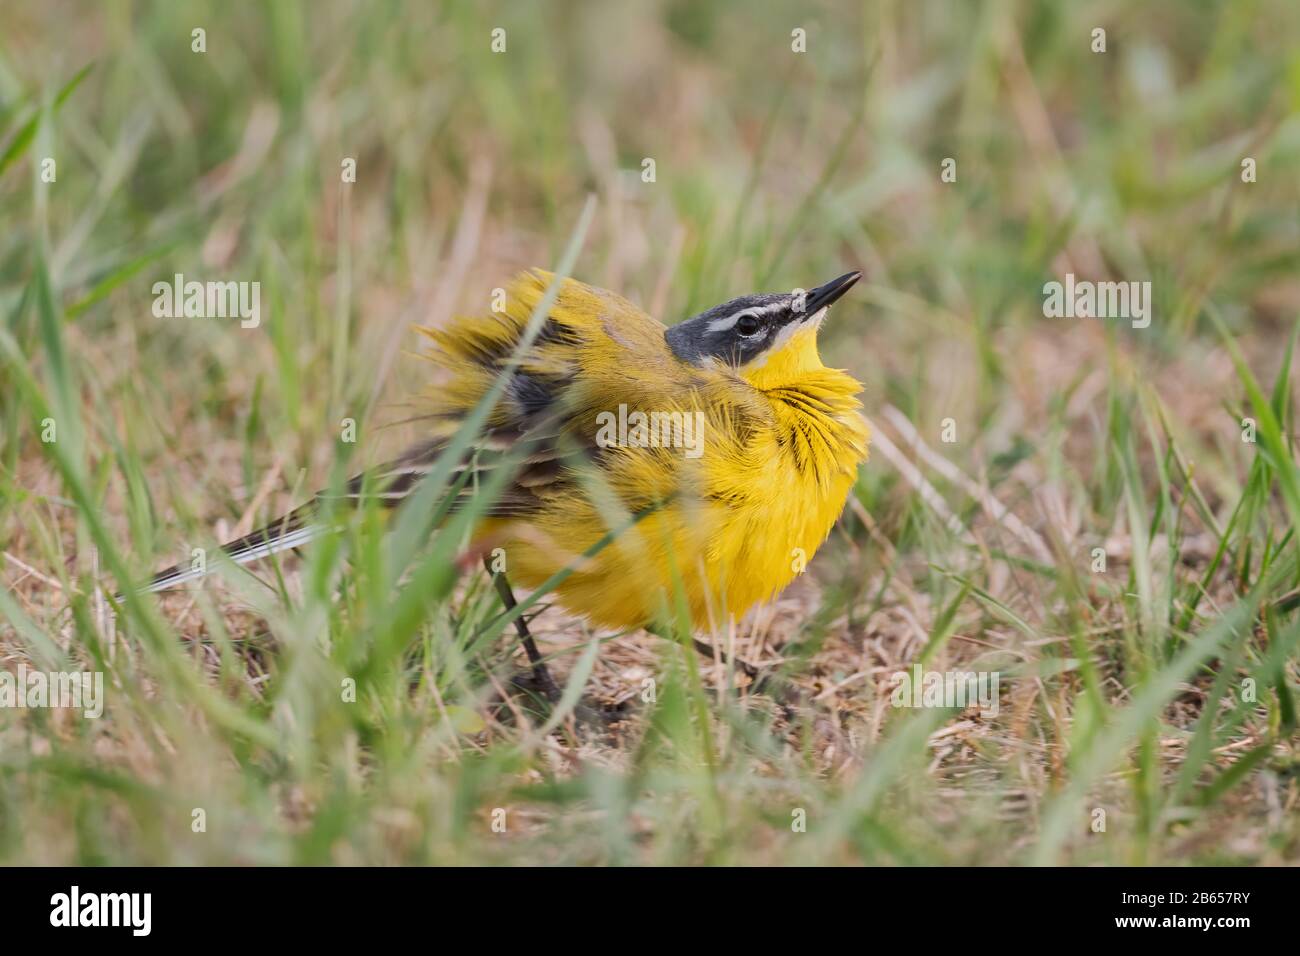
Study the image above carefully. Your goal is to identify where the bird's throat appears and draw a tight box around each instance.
[739,324,825,391]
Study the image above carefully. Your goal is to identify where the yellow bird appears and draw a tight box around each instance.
[145,269,869,692]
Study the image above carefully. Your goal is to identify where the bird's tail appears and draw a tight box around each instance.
[135,436,456,596]
[136,414,559,596]
[140,505,322,593]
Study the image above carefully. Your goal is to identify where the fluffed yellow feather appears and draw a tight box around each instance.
[417,269,869,632]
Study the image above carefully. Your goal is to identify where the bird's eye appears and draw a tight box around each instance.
[735,313,762,336]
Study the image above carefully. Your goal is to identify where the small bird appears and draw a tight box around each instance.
[144,269,869,691]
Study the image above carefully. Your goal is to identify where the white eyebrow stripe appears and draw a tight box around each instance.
[705,300,786,333]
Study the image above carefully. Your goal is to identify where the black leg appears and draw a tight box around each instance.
[484,557,560,701]
[688,636,798,719]
[691,637,759,681]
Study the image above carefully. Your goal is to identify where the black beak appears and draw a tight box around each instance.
[802,270,862,316]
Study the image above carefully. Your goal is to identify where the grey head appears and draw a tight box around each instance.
[665,271,861,369]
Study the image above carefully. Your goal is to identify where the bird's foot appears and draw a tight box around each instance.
[501,668,623,729]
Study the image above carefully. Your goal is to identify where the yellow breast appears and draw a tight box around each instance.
[478,381,868,633]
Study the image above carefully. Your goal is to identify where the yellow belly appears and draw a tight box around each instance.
[475,465,857,633]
